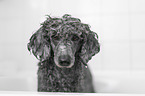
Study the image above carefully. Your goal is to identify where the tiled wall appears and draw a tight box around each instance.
[0,0,145,76]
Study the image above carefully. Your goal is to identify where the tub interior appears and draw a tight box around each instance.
[93,71,145,93]
[0,71,145,94]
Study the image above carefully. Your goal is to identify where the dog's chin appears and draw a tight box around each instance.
[57,64,74,68]
[55,61,74,68]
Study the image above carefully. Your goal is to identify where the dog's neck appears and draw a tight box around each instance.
[38,56,85,92]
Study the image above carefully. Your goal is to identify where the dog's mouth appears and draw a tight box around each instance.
[59,60,71,66]
[54,55,74,68]
[57,55,74,68]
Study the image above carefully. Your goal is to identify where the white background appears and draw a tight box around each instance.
[0,0,145,92]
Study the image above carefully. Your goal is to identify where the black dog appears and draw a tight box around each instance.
[27,14,100,92]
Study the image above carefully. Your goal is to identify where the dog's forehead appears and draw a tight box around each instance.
[50,26,82,37]
[59,31,81,39]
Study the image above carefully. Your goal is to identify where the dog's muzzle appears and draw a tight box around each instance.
[58,55,71,66]
[54,42,75,68]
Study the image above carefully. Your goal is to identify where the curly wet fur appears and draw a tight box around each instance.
[28,14,100,93]
[38,56,94,92]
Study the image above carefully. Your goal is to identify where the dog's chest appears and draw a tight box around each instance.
[38,65,84,92]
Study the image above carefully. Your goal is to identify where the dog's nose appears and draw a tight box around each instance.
[58,55,71,66]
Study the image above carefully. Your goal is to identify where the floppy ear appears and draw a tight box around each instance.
[27,27,51,61]
[80,31,100,64]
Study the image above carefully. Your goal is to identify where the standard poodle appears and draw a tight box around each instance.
[27,14,100,93]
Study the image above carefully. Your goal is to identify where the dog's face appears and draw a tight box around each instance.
[50,32,82,68]
[27,14,100,68]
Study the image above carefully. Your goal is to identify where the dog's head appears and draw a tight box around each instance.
[27,14,100,68]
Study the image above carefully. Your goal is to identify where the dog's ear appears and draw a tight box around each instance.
[27,27,51,61]
[80,31,100,64]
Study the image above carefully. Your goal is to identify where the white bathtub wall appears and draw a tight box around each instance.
[0,0,145,91]
[88,0,145,74]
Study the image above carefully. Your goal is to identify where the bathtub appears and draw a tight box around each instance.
[0,71,145,96]
[93,71,145,94]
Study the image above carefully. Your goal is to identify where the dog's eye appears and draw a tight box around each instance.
[71,35,79,41]
[52,35,60,40]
